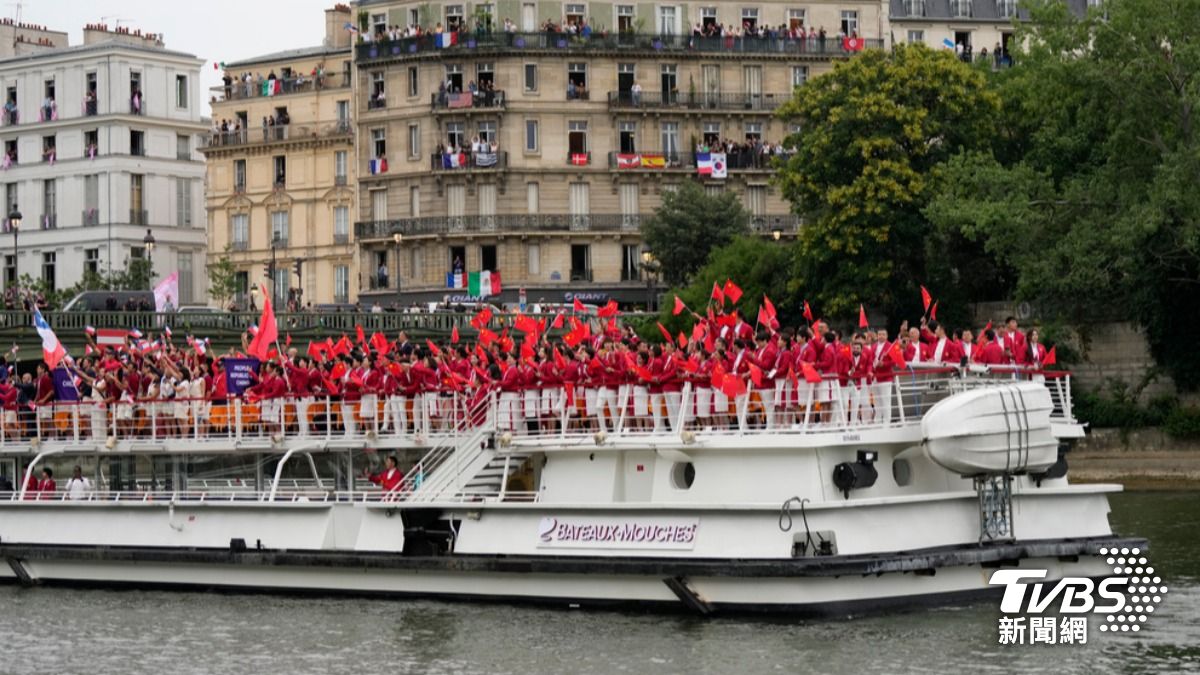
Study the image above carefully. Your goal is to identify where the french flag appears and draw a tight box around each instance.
[33,309,66,369]
[442,152,466,169]
[436,32,458,48]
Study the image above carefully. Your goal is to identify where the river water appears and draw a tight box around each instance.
[0,492,1196,675]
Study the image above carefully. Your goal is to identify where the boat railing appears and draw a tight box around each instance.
[0,487,541,504]
[0,368,1075,451]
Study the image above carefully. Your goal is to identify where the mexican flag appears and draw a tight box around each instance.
[468,270,502,297]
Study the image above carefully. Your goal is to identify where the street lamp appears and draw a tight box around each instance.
[8,203,20,289]
[639,250,660,312]
[772,225,783,241]
[142,228,155,290]
[392,232,403,294]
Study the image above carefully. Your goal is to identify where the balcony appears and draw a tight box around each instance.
[431,150,507,171]
[568,151,591,166]
[356,213,801,241]
[130,97,145,115]
[211,73,351,103]
[570,269,594,282]
[607,150,686,170]
[231,240,249,252]
[37,103,58,122]
[431,90,506,112]
[356,32,884,64]
[2,109,17,126]
[81,209,99,227]
[367,274,395,291]
[607,91,791,112]
[39,214,57,230]
[367,97,387,111]
[200,123,353,151]
[333,232,349,245]
[130,209,148,226]
[335,174,348,186]
[83,98,98,117]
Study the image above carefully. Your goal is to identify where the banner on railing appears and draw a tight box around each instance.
[52,367,80,402]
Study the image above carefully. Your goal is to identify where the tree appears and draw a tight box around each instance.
[926,0,1200,387]
[640,180,751,287]
[208,248,239,309]
[776,44,1001,322]
[651,235,796,336]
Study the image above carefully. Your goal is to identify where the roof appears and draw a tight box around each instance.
[225,44,350,70]
[0,38,201,66]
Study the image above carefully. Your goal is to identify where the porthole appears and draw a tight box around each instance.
[671,462,696,490]
[893,458,912,487]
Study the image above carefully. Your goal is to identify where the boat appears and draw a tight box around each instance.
[0,366,1140,615]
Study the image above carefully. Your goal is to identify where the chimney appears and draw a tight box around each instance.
[325,3,353,49]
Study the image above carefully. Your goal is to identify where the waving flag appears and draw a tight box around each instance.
[920,285,932,312]
[859,304,869,328]
[673,296,687,316]
[33,309,66,369]
[247,286,278,360]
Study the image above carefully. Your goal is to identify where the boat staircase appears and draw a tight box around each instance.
[398,394,528,502]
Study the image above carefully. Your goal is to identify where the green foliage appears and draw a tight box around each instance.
[640,180,751,287]
[1164,406,1200,440]
[207,249,239,309]
[652,235,795,336]
[927,0,1200,388]
[775,43,1001,322]
[1073,381,1176,430]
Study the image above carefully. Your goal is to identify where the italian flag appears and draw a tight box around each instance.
[468,270,502,297]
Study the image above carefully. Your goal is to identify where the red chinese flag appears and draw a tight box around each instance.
[749,363,763,388]
[1044,345,1057,367]
[657,321,673,344]
[478,328,498,346]
[470,308,493,329]
[716,312,738,328]
[247,290,278,360]
[426,339,442,356]
[859,304,869,328]
[451,325,460,344]
[520,341,534,362]
[371,332,391,355]
[330,362,347,380]
[551,313,564,329]
[673,295,687,316]
[356,324,367,347]
[684,355,700,373]
[605,316,618,334]
[634,365,653,382]
[692,322,706,342]
[334,336,352,356]
[920,286,933,312]
[803,300,814,324]
[306,341,324,362]
[573,297,585,313]
[890,342,907,370]
[598,299,619,318]
[723,279,743,304]
[711,363,726,389]
[514,314,538,334]
[285,333,292,348]
[721,376,747,399]
[553,347,567,370]
[711,281,725,304]
[801,362,823,384]
[703,330,715,353]
[677,332,687,350]
[762,294,777,321]
[930,301,939,322]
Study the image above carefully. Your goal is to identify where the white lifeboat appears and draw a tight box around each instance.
[921,382,1059,476]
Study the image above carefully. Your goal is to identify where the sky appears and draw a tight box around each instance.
[17,0,337,116]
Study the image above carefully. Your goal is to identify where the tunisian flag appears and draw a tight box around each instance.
[247,286,278,360]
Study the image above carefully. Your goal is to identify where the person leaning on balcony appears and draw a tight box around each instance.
[630,81,642,106]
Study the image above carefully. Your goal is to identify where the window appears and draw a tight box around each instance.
[335,151,348,183]
[743,65,763,99]
[334,265,349,303]
[618,121,636,153]
[701,6,718,30]
[130,174,144,224]
[270,211,289,246]
[130,130,145,156]
[746,186,766,217]
[661,64,677,100]
[84,248,100,276]
[524,120,539,152]
[702,122,721,145]
[42,179,56,228]
[661,122,679,158]
[372,189,388,221]
[705,184,724,197]
[445,4,465,30]
[792,66,809,88]
[231,213,249,248]
[273,156,286,186]
[904,0,925,15]
[701,65,720,104]
[41,252,55,291]
[658,5,678,34]
[408,66,419,97]
[84,175,99,224]
[526,182,539,213]
[3,254,12,287]
[567,121,587,155]
[569,243,591,280]
[618,63,635,95]
[569,182,590,229]
[177,252,194,303]
[527,243,540,277]
[336,100,350,129]
[84,129,98,158]
[619,184,639,227]
[565,3,585,25]
[840,10,859,36]
[621,244,640,281]
[567,63,588,99]
[234,159,247,191]
[175,74,188,108]
[521,2,536,30]
[445,64,463,92]
[371,13,386,35]
[408,124,419,158]
[409,247,422,282]
[907,30,925,44]
[477,63,494,89]
[741,7,758,29]
[480,244,497,271]
[176,179,193,227]
[617,5,635,31]
[446,122,465,150]
[788,8,806,30]
[478,121,497,145]
[371,128,387,158]
[176,134,190,160]
[42,135,55,163]
[410,186,420,217]
[949,0,971,18]
[524,64,538,92]
[447,186,466,219]
[370,72,386,109]
[997,0,1017,17]
[745,122,762,141]
[334,206,349,244]
[273,266,289,302]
